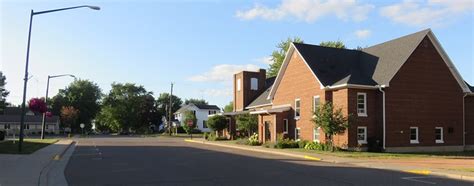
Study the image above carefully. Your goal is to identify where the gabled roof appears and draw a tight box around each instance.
[246,77,276,108]
[362,29,430,86]
[267,28,471,100]
[0,115,59,123]
[175,103,220,114]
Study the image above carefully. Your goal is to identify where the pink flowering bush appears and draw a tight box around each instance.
[46,111,52,117]
[28,98,47,113]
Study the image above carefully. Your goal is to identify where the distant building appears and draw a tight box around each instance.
[174,103,221,132]
[0,107,60,135]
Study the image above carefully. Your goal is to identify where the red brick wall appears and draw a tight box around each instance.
[385,36,464,147]
[233,70,266,111]
[465,96,474,145]
[346,89,378,148]
[272,51,326,142]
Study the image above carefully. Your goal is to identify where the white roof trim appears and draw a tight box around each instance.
[268,43,325,100]
[323,84,381,90]
[426,31,471,93]
[249,105,291,115]
[245,103,272,109]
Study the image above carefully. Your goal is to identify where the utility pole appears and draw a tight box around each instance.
[168,82,174,136]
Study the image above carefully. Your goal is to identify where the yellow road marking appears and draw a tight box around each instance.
[404,170,431,175]
[304,155,322,161]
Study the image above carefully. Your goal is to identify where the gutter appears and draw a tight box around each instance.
[376,85,387,151]
[463,93,467,150]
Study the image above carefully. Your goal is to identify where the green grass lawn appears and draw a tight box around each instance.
[0,139,58,154]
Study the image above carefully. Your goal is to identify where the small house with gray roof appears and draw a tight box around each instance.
[174,103,221,132]
[225,29,474,152]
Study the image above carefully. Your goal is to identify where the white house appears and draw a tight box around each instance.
[0,107,60,136]
[174,103,220,132]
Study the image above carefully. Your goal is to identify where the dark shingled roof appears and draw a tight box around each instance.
[194,104,220,110]
[0,115,59,123]
[246,77,276,108]
[466,81,474,92]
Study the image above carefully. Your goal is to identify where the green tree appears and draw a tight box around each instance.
[55,80,102,132]
[181,110,197,134]
[101,83,156,133]
[184,98,208,105]
[0,71,9,114]
[207,115,228,136]
[267,37,304,77]
[224,101,233,112]
[311,102,350,151]
[95,105,120,132]
[319,40,346,49]
[236,113,258,137]
[155,93,182,123]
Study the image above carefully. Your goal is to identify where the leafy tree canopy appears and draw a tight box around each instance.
[181,110,197,134]
[207,115,228,133]
[0,71,9,114]
[224,101,233,112]
[319,40,346,49]
[311,102,351,150]
[53,79,102,132]
[156,93,182,122]
[184,98,208,105]
[236,113,258,137]
[267,37,304,77]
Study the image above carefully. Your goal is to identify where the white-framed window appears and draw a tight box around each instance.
[4,124,10,129]
[250,78,258,90]
[435,127,444,144]
[357,93,367,117]
[46,125,49,130]
[203,120,208,128]
[357,126,367,144]
[294,98,301,120]
[313,95,320,112]
[25,124,30,130]
[237,79,241,91]
[313,127,320,143]
[410,127,419,144]
[295,128,301,141]
[283,119,288,134]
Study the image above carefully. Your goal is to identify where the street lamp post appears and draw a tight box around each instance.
[40,74,76,139]
[18,5,100,152]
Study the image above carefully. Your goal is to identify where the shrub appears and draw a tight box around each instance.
[192,129,202,134]
[263,142,275,148]
[247,133,261,146]
[298,140,309,148]
[275,139,299,149]
[304,142,319,150]
[176,126,186,133]
[207,132,227,141]
[236,137,249,145]
[203,132,210,140]
[0,131,5,141]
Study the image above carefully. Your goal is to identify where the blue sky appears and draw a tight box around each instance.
[1,0,473,108]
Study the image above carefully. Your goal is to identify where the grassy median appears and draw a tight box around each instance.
[0,139,58,154]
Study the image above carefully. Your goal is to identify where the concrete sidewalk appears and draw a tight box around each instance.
[0,139,74,186]
[185,138,474,182]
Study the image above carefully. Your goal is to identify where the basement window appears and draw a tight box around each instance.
[435,127,444,144]
[357,93,367,117]
[410,127,419,144]
[295,128,301,141]
[357,126,367,144]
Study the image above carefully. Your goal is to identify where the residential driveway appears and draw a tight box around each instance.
[65,136,473,185]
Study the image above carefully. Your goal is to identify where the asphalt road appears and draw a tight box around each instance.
[65,136,473,186]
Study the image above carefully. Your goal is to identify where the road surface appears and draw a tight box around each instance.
[65,136,473,185]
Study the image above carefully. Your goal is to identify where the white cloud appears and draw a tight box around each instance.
[253,56,273,65]
[188,64,260,82]
[235,0,374,22]
[202,88,232,97]
[354,29,371,39]
[380,0,474,27]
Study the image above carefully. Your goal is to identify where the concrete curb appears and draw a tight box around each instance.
[39,139,75,186]
[184,139,322,161]
[184,139,474,182]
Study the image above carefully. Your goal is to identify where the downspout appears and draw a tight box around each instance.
[377,85,386,151]
[463,93,467,150]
